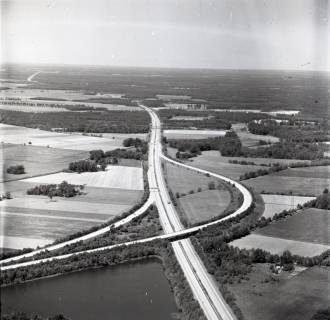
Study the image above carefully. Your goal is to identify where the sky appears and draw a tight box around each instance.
[1,0,329,70]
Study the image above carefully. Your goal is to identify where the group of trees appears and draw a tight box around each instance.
[1,313,68,320]
[239,163,288,180]
[169,132,243,159]
[27,181,83,198]
[68,160,103,173]
[6,165,25,175]
[0,110,150,133]
[89,145,148,163]
[310,188,330,210]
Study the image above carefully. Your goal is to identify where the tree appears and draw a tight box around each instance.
[208,182,216,190]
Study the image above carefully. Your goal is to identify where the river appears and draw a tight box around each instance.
[1,259,179,320]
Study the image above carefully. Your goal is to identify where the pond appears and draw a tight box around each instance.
[1,259,179,320]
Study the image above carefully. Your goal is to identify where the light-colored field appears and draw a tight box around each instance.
[261,194,316,218]
[170,115,210,121]
[164,162,218,194]
[191,150,265,180]
[0,236,53,250]
[230,265,330,320]
[0,196,131,216]
[24,165,144,190]
[164,129,227,140]
[0,214,100,243]
[231,234,330,256]
[0,104,68,113]
[0,144,88,182]
[245,175,329,196]
[0,124,144,151]
[1,87,125,101]
[256,208,330,245]
[156,94,192,100]
[0,181,143,204]
[179,190,231,224]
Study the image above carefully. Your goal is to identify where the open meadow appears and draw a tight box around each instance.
[178,190,231,224]
[0,139,144,250]
[231,234,330,256]
[24,165,144,190]
[163,129,227,140]
[261,194,316,218]
[229,264,330,320]
[231,208,330,256]
[190,150,265,180]
[245,175,330,196]
[256,208,330,245]
[164,161,232,224]
[0,124,145,151]
[0,144,88,182]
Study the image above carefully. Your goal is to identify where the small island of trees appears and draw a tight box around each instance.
[27,181,84,198]
[6,165,25,175]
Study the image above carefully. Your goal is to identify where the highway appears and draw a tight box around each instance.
[1,104,254,320]
[141,104,244,320]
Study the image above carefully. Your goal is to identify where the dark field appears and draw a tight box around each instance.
[2,64,329,119]
[255,208,330,245]
[230,264,330,320]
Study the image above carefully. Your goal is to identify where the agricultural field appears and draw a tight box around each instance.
[0,184,142,250]
[229,264,330,320]
[164,162,232,224]
[24,165,144,190]
[256,208,330,245]
[179,190,231,224]
[0,144,88,182]
[274,166,330,179]
[164,161,219,195]
[231,234,330,256]
[245,175,329,196]
[231,208,330,256]
[261,194,316,218]
[163,129,227,140]
[190,150,265,180]
[0,124,144,151]
[0,140,144,250]
[0,104,68,113]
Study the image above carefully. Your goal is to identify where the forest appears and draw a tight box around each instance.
[0,110,150,133]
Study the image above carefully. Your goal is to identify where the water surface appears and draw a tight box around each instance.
[1,259,179,320]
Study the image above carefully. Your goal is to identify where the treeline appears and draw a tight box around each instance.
[1,313,68,320]
[1,241,206,320]
[239,164,288,180]
[245,142,325,160]
[169,129,326,160]
[6,165,25,175]
[68,160,103,173]
[123,137,147,150]
[311,307,330,320]
[248,119,328,143]
[27,181,83,198]
[90,145,147,162]
[0,110,150,133]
